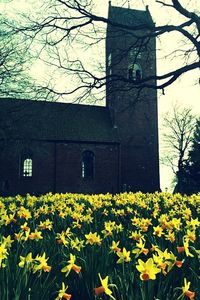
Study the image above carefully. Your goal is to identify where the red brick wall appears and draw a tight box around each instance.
[0,140,120,196]
[55,142,119,194]
[106,24,160,192]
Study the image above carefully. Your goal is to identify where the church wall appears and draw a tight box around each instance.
[0,139,120,196]
[0,140,55,196]
[55,142,119,194]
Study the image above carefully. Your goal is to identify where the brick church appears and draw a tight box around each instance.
[0,3,160,196]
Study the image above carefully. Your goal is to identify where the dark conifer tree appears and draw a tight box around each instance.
[183,119,200,194]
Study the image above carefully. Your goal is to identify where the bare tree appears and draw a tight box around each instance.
[0,14,54,100]
[6,0,199,102]
[0,14,55,148]
[161,104,196,192]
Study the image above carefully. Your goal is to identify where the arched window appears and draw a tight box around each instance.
[81,150,94,179]
[108,53,112,76]
[23,158,33,177]
[128,63,142,81]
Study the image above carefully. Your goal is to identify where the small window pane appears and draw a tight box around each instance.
[82,151,94,179]
[23,158,32,177]
[108,53,112,67]
[128,63,142,81]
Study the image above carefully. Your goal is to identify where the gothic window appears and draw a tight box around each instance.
[82,150,94,179]
[108,53,112,67]
[108,53,112,76]
[136,69,142,81]
[23,158,33,177]
[128,63,142,81]
[128,67,133,80]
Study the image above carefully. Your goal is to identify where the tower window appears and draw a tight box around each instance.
[108,53,112,77]
[23,158,33,177]
[128,68,133,80]
[128,63,142,81]
[82,150,94,179]
[108,53,112,67]
[136,69,142,81]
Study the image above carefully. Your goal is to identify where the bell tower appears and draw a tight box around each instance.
[106,3,160,192]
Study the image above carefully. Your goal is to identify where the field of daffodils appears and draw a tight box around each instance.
[0,192,199,300]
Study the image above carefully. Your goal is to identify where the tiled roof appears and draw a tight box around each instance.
[0,98,119,143]
[108,5,154,27]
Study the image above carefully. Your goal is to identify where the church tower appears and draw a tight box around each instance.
[106,2,160,192]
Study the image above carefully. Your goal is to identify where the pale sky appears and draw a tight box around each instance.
[1,0,200,191]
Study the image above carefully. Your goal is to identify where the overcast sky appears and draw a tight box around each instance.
[1,0,200,191]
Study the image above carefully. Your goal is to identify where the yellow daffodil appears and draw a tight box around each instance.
[164,230,176,243]
[21,222,30,231]
[0,242,8,268]
[153,225,164,237]
[180,278,195,300]
[177,238,194,257]
[38,219,53,230]
[5,213,17,225]
[184,230,196,242]
[102,221,115,237]
[29,229,43,241]
[129,230,143,241]
[70,237,84,251]
[19,252,33,268]
[94,273,116,300]
[14,231,24,241]
[56,232,69,246]
[132,238,149,258]
[2,235,14,249]
[17,207,31,220]
[131,216,140,226]
[153,249,176,274]
[61,253,81,277]
[33,253,51,274]
[115,223,123,233]
[186,218,200,230]
[136,258,161,281]
[55,282,71,300]
[116,247,131,264]
[139,218,152,232]
[110,241,121,253]
[85,232,102,246]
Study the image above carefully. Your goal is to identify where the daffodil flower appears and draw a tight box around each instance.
[32,252,51,274]
[136,258,161,280]
[2,235,14,249]
[70,237,84,251]
[94,273,116,300]
[29,229,43,241]
[61,253,81,277]
[85,232,102,246]
[110,240,121,253]
[116,247,131,264]
[55,282,71,300]
[177,238,194,257]
[0,242,8,268]
[19,252,33,268]
[177,278,195,300]
[153,225,164,237]
[132,238,149,258]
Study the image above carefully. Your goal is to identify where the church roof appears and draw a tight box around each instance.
[108,4,154,28]
[0,98,119,143]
